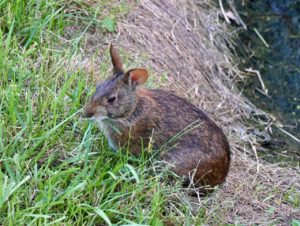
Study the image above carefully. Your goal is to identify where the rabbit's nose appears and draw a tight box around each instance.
[83,106,95,118]
[84,110,94,118]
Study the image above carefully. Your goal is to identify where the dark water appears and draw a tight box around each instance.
[237,0,300,164]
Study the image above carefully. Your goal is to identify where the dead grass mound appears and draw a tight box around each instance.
[67,0,300,224]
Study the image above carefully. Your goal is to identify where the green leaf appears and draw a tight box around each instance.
[291,220,300,226]
[151,217,164,226]
[102,18,116,32]
[124,164,140,183]
[94,208,112,226]
[266,206,276,214]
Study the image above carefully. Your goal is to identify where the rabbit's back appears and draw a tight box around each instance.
[135,88,230,186]
[137,89,228,149]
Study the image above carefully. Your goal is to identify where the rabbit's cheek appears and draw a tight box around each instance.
[95,106,108,117]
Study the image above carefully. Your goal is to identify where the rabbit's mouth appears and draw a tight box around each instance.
[94,115,109,122]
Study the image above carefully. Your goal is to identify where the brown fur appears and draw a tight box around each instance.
[84,45,230,187]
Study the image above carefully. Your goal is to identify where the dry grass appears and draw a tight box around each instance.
[65,0,300,224]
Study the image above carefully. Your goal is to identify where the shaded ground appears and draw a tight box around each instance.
[236,0,300,164]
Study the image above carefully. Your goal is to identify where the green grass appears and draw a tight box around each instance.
[0,1,213,225]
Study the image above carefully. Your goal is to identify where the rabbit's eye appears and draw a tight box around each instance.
[108,96,116,103]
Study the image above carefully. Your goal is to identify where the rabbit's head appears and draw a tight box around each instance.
[84,44,149,121]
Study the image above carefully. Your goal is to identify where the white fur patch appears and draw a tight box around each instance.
[94,117,118,151]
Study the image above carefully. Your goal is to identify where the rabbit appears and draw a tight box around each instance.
[84,44,230,188]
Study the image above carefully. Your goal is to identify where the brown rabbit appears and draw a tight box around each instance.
[84,44,230,187]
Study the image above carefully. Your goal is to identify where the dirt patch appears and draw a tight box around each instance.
[67,0,300,224]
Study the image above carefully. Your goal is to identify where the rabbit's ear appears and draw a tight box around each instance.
[110,44,124,74]
[124,69,148,87]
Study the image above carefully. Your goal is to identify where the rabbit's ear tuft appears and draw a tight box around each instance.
[128,69,148,86]
[110,43,124,74]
